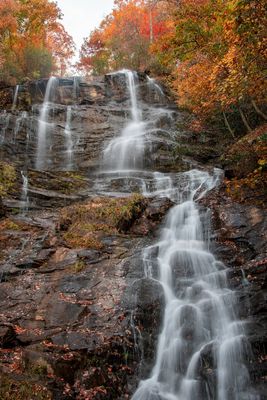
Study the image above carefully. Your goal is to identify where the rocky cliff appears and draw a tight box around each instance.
[0,73,266,399]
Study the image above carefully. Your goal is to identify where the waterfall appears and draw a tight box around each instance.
[13,111,27,143]
[20,170,29,213]
[64,105,74,169]
[0,111,10,145]
[100,71,258,400]
[72,76,80,101]
[103,70,146,171]
[147,75,165,99]
[133,170,258,400]
[36,76,57,170]
[12,85,19,111]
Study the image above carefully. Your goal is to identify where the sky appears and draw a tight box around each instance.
[56,0,115,59]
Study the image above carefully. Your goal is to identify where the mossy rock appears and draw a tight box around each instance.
[28,170,88,195]
[0,162,17,197]
[223,124,267,206]
[60,194,147,249]
[222,124,267,179]
[0,375,52,400]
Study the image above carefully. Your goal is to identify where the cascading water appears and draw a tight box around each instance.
[36,76,57,170]
[0,111,10,145]
[13,111,28,143]
[100,71,259,400]
[133,170,258,400]
[147,75,165,100]
[103,70,146,171]
[12,85,19,111]
[64,105,74,169]
[72,76,80,101]
[20,170,29,213]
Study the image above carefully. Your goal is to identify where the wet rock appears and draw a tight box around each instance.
[200,188,267,395]
[0,197,6,219]
[58,276,91,294]
[128,278,165,377]
[51,331,95,351]
[131,197,173,235]
[45,299,86,328]
[0,325,17,348]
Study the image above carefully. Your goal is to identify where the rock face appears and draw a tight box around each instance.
[200,187,267,398]
[0,73,174,172]
[0,196,173,399]
[0,73,266,400]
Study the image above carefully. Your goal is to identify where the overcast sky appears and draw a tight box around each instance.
[56,0,115,58]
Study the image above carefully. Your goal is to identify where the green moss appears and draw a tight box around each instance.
[0,375,51,400]
[60,194,146,249]
[28,170,87,195]
[4,220,21,230]
[28,362,48,378]
[0,162,17,197]
[71,259,86,273]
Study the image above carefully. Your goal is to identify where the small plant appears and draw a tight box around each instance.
[29,361,48,377]
[60,194,146,249]
[71,259,86,273]
[0,162,16,197]
[3,220,21,230]
[0,375,51,400]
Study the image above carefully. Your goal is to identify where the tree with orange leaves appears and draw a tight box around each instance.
[152,0,266,133]
[78,0,172,74]
[0,0,75,83]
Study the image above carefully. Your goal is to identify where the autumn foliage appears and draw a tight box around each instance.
[0,0,75,84]
[78,0,266,134]
[167,0,267,120]
[78,0,173,74]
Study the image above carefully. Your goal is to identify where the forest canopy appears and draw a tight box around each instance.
[78,0,266,127]
[0,0,75,84]
[1,0,266,129]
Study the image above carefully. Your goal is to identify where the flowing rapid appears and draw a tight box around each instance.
[100,70,259,400]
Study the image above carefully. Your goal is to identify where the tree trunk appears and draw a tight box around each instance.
[223,111,236,139]
[149,7,153,43]
[252,99,267,121]
[238,106,252,132]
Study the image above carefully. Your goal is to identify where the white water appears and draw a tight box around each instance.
[36,77,57,170]
[13,111,27,143]
[73,76,79,101]
[103,70,146,171]
[0,111,10,144]
[12,85,19,110]
[147,75,165,98]
[20,170,29,213]
[64,105,74,169]
[100,71,258,400]
[133,169,258,400]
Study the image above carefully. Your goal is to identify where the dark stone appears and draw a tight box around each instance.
[128,278,165,376]
[45,300,86,328]
[0,197,6,219]
[0,325,17,348]
[58,276,91,293]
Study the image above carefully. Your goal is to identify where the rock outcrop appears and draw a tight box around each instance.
[200,187,267,398]
[0,72,266,399]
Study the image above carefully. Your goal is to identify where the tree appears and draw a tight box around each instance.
[78,0,172,74]
[151,0,266,132]
[0,0,75,83]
